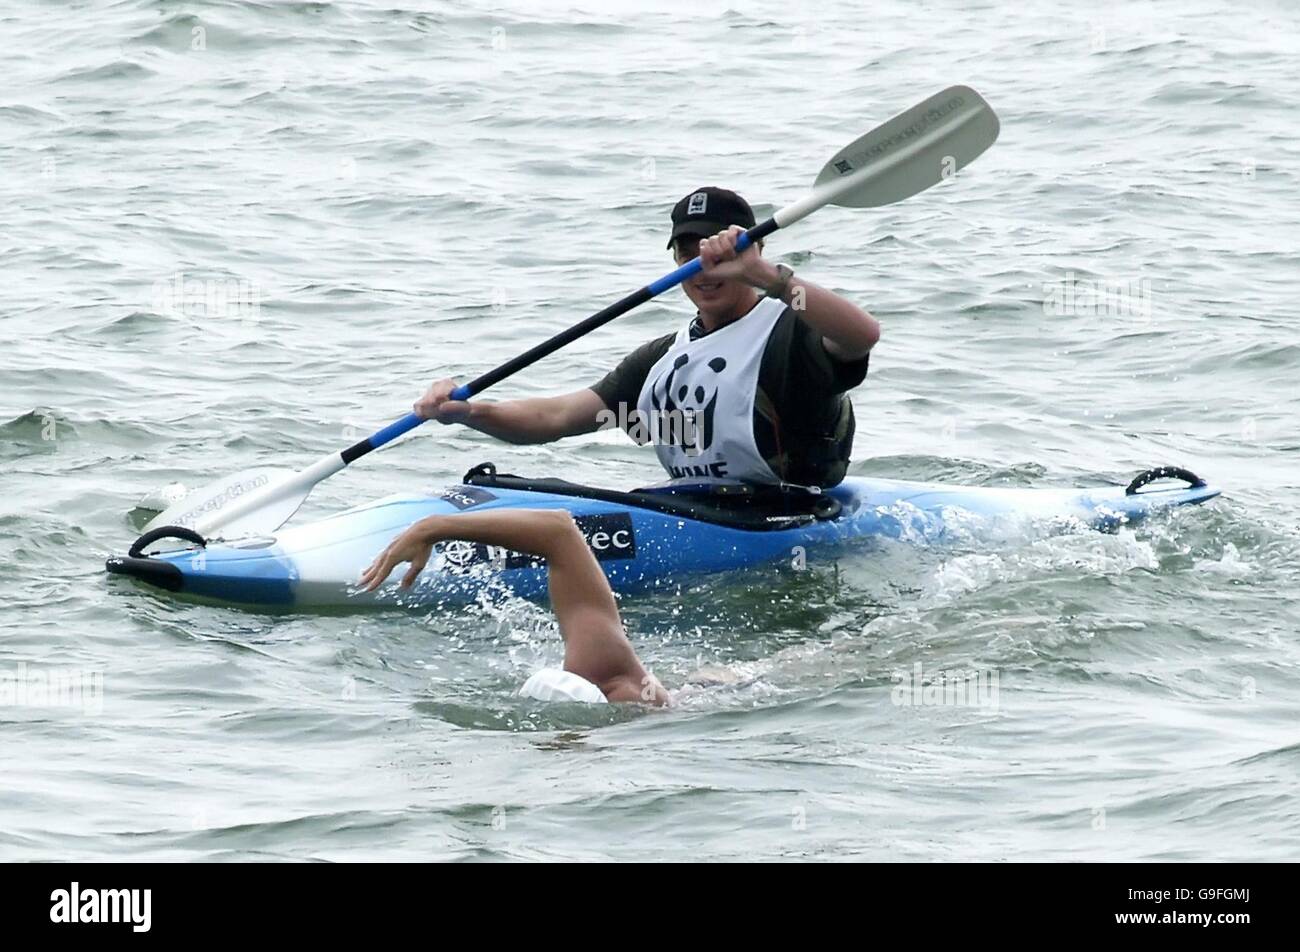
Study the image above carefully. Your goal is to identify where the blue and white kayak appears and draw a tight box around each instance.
[105,464,1220,610]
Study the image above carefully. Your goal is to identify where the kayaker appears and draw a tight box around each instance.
[359,507,670,706]
[415,186,880,488]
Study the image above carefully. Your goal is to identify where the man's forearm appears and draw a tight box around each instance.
[463,399,560,444]
[755,261,880,358]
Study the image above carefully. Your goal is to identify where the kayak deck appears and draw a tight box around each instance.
[106,465,1221,610]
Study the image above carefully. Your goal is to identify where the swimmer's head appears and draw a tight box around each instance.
[520,668,672,706]
[519,668,608,705]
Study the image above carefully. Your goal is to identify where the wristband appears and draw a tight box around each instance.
[763,263,795,299]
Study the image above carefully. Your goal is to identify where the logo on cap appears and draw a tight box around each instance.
[687,192,708,215]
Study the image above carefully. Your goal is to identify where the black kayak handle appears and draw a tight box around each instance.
[1125,467,1206,496]
[129,525,207,558]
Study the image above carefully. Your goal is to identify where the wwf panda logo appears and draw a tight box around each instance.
[648,353,727,453]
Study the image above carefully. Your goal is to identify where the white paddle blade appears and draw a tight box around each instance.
[197,481,310,540]
[809,85,1000,212]
[142,467,296,534]
[191,452,346,539]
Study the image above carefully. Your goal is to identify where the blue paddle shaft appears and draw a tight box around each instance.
[340,411,423,464]
[344,221,775,465]
[370,412,424,450]
[644,254,704,296]
[449,225,768,401]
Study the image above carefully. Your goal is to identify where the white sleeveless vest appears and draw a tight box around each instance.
[635,296,786,484]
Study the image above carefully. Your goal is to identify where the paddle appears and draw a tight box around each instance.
[146,85,999,541]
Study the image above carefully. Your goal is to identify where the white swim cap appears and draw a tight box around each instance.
[519,668,608,704]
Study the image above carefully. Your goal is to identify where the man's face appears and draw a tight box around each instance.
[672,234,753,318]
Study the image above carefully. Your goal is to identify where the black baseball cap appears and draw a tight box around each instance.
[666,186,756,248]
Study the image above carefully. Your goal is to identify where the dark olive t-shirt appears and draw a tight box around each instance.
[589,305,870,487]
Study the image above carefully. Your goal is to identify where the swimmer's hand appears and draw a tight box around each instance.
[359,517,444,591]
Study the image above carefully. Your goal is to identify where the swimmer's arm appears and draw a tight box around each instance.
[360,509,666,704]
[531,511,668,705]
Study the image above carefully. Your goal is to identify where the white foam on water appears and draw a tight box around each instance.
[922,530,1159,603]
[1193,542,1252,577]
